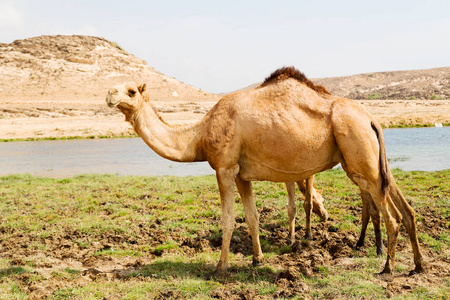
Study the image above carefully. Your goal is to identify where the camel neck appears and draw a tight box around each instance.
[131,103,205,162]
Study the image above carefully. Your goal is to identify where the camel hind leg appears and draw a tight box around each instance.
[332,103,403,274]
[345,167,402,274]
[357,190,384,256]
[389,179,424,273]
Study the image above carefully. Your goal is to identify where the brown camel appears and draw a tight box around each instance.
[106,66,423,275]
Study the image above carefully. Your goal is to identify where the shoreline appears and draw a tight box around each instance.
[1,99,449,142]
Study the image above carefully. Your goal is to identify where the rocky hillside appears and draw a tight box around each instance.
[314,67,450,100]
[0,35,219,103]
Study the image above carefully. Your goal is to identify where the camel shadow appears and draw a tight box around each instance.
[102,260,278,283]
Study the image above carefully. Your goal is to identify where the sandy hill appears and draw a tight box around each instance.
[0,35,220,139]
[0,35,218,103]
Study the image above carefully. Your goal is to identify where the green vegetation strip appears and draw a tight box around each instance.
[0,169,449,299]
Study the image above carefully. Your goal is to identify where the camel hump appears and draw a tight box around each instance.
[260,66,331,95]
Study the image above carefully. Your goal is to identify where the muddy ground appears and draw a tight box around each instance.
[1,202,449,299]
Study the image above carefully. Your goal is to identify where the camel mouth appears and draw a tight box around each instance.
[107,100,121,108]
[106,91,121,108]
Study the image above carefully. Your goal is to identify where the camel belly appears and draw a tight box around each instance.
[238,159,337,182]
[238,147,340,182]
[237,123,340,182]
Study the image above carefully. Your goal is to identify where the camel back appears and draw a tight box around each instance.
[260,66,330,95]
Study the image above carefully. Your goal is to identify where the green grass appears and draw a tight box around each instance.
[368,93,384,100]
[0,169,449,299]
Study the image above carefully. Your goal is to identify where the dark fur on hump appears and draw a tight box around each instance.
[260,66,330,95]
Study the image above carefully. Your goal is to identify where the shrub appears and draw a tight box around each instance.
[368,93,383,100]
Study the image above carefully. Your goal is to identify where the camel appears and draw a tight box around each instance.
[106,66,424,275]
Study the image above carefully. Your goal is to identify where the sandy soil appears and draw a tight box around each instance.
[1,99,448,140]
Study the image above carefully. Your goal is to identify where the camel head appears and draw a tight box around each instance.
[106,82,148,118]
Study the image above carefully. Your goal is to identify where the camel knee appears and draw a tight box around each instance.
[288,203,296,219]
[351,173,370,191]
[401,205,416,226]
[221,215,236,233]
[245,212,259,233]
[303,199,312,212]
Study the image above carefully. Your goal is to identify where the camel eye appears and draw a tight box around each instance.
[128,90,136,97]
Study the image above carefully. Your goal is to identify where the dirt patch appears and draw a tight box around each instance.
[1,201,448,299]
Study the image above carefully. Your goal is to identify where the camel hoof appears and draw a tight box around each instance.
[378,264,393,276]
[409,265,425,276]
[320,212,329,222]
[288,238,295,246]
[376,246,384,256]
[214,261,228,276]
[252,259,264,267]
[355,239,365,249]
[206,269,227,280]
[304,232,312,240]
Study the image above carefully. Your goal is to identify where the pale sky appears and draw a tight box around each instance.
[1,0,449,93]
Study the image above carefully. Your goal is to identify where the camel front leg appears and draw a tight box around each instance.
[236,176,264,266]
[285,182,297,245]
[215,167,238,274]
[303,177,314,239]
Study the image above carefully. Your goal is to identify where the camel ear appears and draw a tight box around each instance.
[138,83,147,94]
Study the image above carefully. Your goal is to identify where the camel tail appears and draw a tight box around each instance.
[371,121,390,198]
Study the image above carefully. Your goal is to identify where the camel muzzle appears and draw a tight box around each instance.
[106,89,120,107]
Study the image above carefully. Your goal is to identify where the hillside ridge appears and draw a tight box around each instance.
[314,67,450,100]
